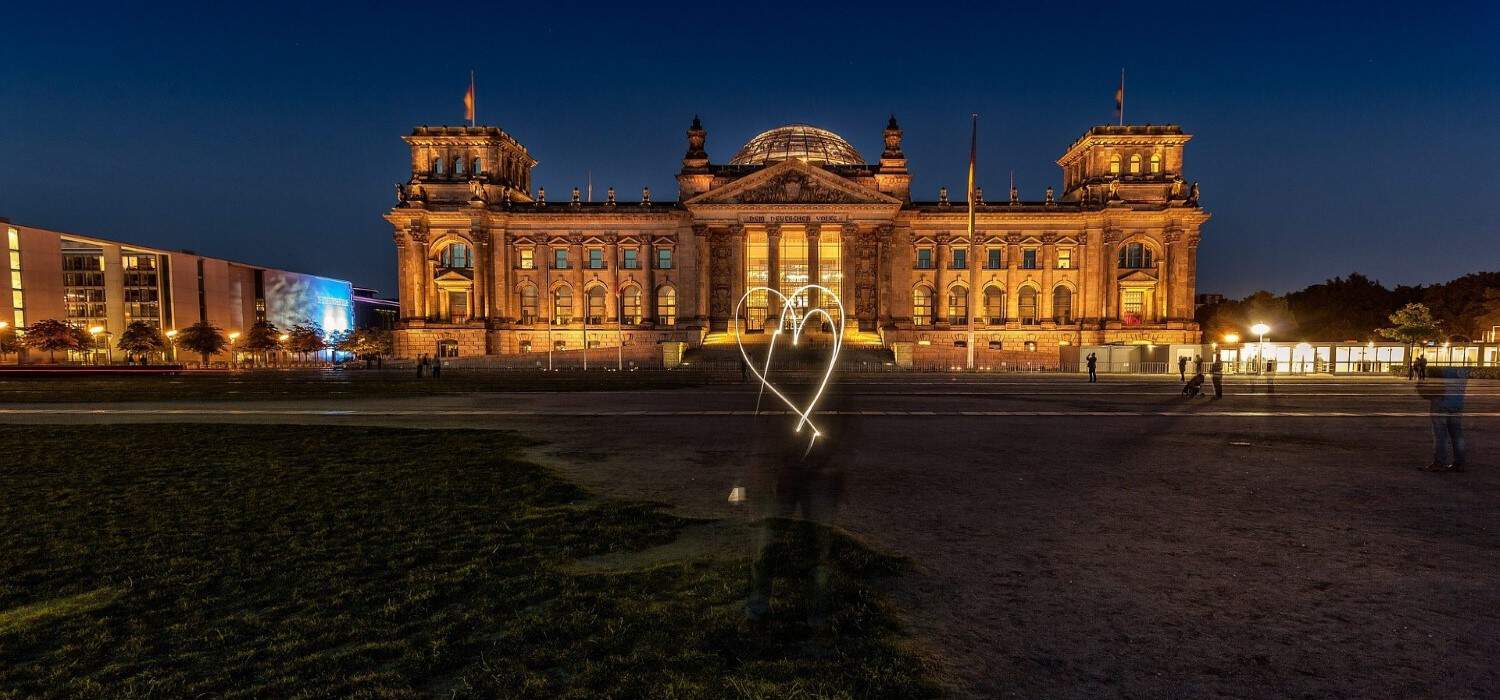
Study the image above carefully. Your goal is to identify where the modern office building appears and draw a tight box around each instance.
[2,218,353,360]
[385,116,1210,365]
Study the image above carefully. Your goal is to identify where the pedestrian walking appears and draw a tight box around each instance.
[1419,367,1467,472]
[417,354,428,378]
[1414,355,1428,384]
[1178,355,1189,382]
[1194,355,1203,374]
[1210,355,1224,400]
[432,356,442,379]
[1086,352,1098,383]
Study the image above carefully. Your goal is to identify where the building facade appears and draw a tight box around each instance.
[1,219,353,360]
[385,117,1209,365]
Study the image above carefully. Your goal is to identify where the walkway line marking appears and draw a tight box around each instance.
[3,409,1498,418]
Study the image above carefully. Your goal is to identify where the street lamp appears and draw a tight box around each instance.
[229,331,241,365]
[166,329,178,363]
[88,326,104,365]
[1250,323,1270,374]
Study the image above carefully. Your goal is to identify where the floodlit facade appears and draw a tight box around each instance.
[385,117,1210,365]
[1,219,353,361]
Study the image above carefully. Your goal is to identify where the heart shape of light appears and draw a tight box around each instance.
[733,284,845,449]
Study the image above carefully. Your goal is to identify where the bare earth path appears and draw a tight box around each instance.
[4,374,1497,697]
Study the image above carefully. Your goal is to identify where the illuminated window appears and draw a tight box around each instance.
[1123,290,1145,318]
[947,286,969,324]
[586,286,606,324]
[779,230,807,309]
[656,248,673,269]
[951,248,967,270]
[1118,242,1153,269]
[440,242,472,269]
[1056,248,1072,269]
[122,253,160,326]
[1018,287,1038,324]
[916,248,934,269]
[622,248,639,269]
[913,286,933,326]
[587,249,604,269]
[745,231,769,329]
[471,157,482,175]
[447,290,468,321]
[553,248,568,270]
[1129,154,1142,174]
[430,158,443,176]
[1109,154,1121,174]
[622,286,641,324]
[6,228,16,250]
[984,287,1005,323]
[519,285,538,324]
[986,247,1002,269]
[519,339,532,353]
[1022,249,1038,269]
[1053,286,1073,323]
[452,157,464,176]
[656,285,676,325]
[552,286,573,324]
[518,248,535,270]
[1149,153,1161,174]
[7,227,21,324]
[818,232,841,301]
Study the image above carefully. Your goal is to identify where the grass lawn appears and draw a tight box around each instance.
[0,369,736,404]
[0,425,937,698]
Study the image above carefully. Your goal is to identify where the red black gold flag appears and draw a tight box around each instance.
[464,72,475,126]
[1114,69,1125,125]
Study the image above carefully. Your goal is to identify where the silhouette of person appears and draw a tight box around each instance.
[1414,355,1428,385]
[417,354,428,378]
[1086,352,1098,383]
[1419,367,1467,472]
[1210,355,1225,400]
[431,355,442,378]
[1178,355,1189,382]
[1194,355,1203,374]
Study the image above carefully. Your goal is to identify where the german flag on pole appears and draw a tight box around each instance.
[464,71,476,126]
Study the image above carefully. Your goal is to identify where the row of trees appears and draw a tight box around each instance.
[1198,271,1500,343]
[0,319,391,366]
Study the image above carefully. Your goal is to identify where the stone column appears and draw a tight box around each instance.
[1184,232,1201,321]
[1162,230,1178,321]
[393,231,413,320]
[730,224,746,330]
[570,234,585,325]
[471,227,489,321]
[934,233,950,326]
[1103,229,1122,320]
[1041,234,1056,323]
[693,224,710,327]
[643,236,656,324]
[876,225,894,328]
[605,233,620,322]
[1005,233,1020,321]
[492,228,508,321]
[805,222,821,309]
[1076,231,1091,325]
[765,222,782,296]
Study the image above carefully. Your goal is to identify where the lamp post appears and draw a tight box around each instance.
[279,333,290,367]
[166,329,178,363]
[1250,323,1270,374]
[88,325,104,365]
[229,332,241,366]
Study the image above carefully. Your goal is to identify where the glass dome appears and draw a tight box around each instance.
[728,124,866,166]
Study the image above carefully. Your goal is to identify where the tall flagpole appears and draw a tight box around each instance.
[966,113,978,370]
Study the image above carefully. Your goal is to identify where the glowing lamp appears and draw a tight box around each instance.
[166,330,178,338]
[88,325,104,336]
[279,334,290,341]
[1223,333,1240,344]
[0,321,8,330]
[1249,323,1270,337]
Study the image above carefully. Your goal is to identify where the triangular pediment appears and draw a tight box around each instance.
[1117,269,1159,283]
[684,159,900,206]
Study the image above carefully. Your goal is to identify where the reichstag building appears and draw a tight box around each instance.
[385,115,1209,364]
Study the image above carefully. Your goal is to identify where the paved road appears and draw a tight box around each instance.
[4,374,1498,697]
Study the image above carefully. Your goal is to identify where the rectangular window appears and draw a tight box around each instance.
[1022,249,1038,269]
[818,234,841,302]
[1056,248,1072,269]
[6,229,17,250]
[986,248,1002,269]
[951,248,967,270]
[9,252,20,270]
[622,249,639,269]
[518,248,535,269]
[656,248,673,269]
[588,248,604,269]
[553,248,568,269]
[746,232,769,329]
[1123,290,1144,317]
[916,248,933,269]
[778,231,807,308]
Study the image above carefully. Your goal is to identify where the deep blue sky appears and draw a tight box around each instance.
[2,2,1496,297]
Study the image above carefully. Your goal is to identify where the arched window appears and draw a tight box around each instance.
[656,286,676,325]
[553,286,573,325]
[452,157,465,177]
[430,157,443,177]
[912,286,934,326]
[984,287,1006,324]
[1053,286,1073,324]
[1149,153,1161,174]
[947,286,969,324]
[586,286,607,324]
[1129,154,1142,174]
[1117,242,1154,269]
[621,286,642,324]
[1018,287,1038,324]
[471,157,482,176]
[519,285,538,324]
[1109,154,1121,174]
[439,242,472,269]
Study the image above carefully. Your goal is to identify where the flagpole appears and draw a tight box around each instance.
[470,70,476,127]
[1118,68,1125,126]
[966,113,977,371]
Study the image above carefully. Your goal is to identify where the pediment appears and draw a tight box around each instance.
[684,159,900,207]
[1117,269,1159,283]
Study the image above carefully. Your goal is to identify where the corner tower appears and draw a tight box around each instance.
[1056,124,1193,205]
[400,126,537,206]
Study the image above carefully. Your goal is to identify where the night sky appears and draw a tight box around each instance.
[2,2,1495,298]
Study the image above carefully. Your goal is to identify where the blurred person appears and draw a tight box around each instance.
[1210,355,1225,400]
[1414,354,1428,384]
[1178,355,1189,381]
[1419,367,1468,472]
[1086,352,1098,383]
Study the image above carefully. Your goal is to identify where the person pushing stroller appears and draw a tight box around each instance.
[1182,371,1207,398]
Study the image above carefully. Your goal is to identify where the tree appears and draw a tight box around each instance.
[286,323,326,363]
[22,319,89,363]
[0,328,22,363]
[1377,303,1443,346]
[175,321,229,366]
[116,321,166,364]
[240,320,283,366]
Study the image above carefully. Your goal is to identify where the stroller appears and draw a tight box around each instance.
[1182,372,1206,398]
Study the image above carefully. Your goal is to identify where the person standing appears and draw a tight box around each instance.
[1210,355,1225,400]
[416,353,428,378]
[432,355,443,379]
[1086,352,1098,383]
[1178,355,1189,382]
[1194,355,1203,375]
[1419,367,1467,472]
[1414,354,1428,384]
